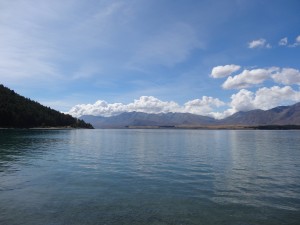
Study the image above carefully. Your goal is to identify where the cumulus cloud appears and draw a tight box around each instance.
[220,67,300,89]
[126,96,180,114]
[222,67,278,89]
[248,38,271,49]
[272,68,300,85]
[210,64,241,78]
[229,86,300,112]
[183,96,225,116]
[230,89,255,111]
[279,37,288,46]
[67,96,225,118]
[253,86,300,109]
[68,100,127,118]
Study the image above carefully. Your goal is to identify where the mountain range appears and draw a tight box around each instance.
[80,102,300,129]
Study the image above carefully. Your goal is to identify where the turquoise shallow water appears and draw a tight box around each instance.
[0,129,300,225]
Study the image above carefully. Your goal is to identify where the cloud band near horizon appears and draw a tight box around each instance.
[67,86,300,119]
[67,64,300,119]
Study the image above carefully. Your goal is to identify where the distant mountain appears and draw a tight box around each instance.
[80,112,216,128]
[222,103,300,125]
[0,84,93,128]
[80,103,300,128]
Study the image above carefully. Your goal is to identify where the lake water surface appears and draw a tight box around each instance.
[0,129,299,225]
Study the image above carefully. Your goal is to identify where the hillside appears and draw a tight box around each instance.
[222,103,300,125]
[80,103,300,128]
[0,84,93,128]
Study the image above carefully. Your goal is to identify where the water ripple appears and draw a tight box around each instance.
[1,129,300,225]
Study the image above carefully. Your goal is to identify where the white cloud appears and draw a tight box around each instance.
[183,96,225,116]
[230,89,255,112]
[289,35,300,47]
[67,100,127,118]
[272,68,300,85]
[67,96,225,118]
[279,37,288,46]
[126,96,180,114]
[222,67,278,89]
[249,36,300,48]
[229,86,300,112]
[253,86,300,109]
[220,67,300,89]
[210,64,241,78]
[248,38,271,49]
[207,65,300,117]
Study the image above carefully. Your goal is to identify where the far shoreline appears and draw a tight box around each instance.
[95,125,300,130]
[1,125,300,130]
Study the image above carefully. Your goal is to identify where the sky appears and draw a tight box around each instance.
[1,0,300,118]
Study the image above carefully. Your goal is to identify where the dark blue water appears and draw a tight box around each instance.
[0,129,299,225]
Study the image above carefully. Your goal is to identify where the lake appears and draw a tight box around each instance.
[0,129,299,225]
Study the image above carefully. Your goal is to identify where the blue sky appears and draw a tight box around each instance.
[1,0,300,118]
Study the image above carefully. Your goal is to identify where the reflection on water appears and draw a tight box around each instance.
[213,131,300,211]
[0,129,300,225]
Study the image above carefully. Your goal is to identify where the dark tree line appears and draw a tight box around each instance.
[0,84,93,128]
